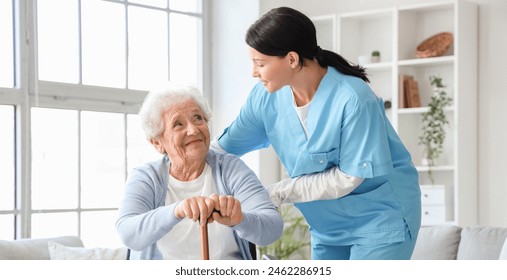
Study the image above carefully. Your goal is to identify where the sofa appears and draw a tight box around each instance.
[0,236,128,260]
[411,225,507,260]
[1,225,506,260]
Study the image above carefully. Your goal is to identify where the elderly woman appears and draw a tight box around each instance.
[116,82,283,260]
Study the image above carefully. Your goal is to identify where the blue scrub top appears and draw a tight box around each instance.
[218,67,421,245]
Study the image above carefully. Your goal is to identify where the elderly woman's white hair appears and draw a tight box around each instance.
[138,81,212,140]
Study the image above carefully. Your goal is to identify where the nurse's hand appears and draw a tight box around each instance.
[174,196,216,223]
[208,193,243,227]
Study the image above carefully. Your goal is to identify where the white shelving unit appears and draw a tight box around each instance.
[313,0,478,226]
[311,14,336,53]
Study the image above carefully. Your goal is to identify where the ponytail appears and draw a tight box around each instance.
[315,47,369,83]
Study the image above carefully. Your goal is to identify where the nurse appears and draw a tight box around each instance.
[213,7,421,260]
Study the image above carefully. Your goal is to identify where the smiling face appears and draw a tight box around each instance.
[150,100,210,165]
[248,47,298,93]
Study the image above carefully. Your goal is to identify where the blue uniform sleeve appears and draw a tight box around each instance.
[217,83,270,156]
[339,94,394,178]
[218,154,283,246]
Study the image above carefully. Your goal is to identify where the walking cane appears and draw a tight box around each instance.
[200,216,209,260]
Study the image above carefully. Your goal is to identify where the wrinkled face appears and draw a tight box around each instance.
[151,100,210,163]
[248,47,296,93]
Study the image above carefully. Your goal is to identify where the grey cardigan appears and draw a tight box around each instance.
[116,149,283,260]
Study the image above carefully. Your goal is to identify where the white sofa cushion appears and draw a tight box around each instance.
[48,241,128,260]
[499,238,507,260]
[411,225,462,260]
[0,236,84,260]
[457,226,507,260]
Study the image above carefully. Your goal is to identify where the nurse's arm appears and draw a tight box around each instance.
[265,167,364,207]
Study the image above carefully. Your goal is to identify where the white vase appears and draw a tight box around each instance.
[358,55,371,65]
[421,157,433,166]
[420,146,434,166]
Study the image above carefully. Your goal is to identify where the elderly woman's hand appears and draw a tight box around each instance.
[209,193,243,227]
[174,196,215,223]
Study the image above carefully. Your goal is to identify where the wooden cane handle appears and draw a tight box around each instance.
[200,219,209,260]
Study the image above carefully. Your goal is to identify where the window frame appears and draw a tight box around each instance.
[0,0,210,242]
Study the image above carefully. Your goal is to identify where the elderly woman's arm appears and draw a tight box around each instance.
[115,168,182,251]
[218,154,283,246]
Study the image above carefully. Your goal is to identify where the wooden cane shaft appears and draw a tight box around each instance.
[200,220,209,260]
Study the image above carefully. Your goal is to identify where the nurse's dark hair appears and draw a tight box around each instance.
[246,7,369,83]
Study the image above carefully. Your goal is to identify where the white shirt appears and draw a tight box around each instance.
[293,97,311,138]
[157,164,241,260]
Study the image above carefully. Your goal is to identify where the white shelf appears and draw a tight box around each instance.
[398,106,454,114]
[314,0,478,226]
[416,165,455,172]
[363,62,392,71]
[398,56,454,66]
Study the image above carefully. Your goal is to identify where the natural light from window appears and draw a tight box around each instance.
[81,0,126,88]
[31,108,79,209]
[36,0,200,89]
[128,6,169,90]
[37,0,80,83]
[170,13,200,85]
[30,107,161,245]
[0,0,203,246]
[0,0,14,88]
[80,111,125,209]
[170,0,200,13]
[0,106,15,212]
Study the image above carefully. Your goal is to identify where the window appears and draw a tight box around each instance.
[37,0,202,88]
[0,105,15,240]
[0,0,14,88]
[0,0,206,247]
[30,108,159,247]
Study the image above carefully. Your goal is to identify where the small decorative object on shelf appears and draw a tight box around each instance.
[398,75,412,108]
[419,75,453,183]
[403,76,421,108]
[416,32,453,58]
[383,99,392,110]
[371,50,380,62]
[357,55,371,65]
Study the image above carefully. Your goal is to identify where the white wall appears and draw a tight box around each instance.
[210,0,258,137]
[257,0,507,226]
[210,0,280,186]
[473,0,507,226]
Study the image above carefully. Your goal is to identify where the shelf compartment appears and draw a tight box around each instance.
[398,2,455,61]
[398,111,455,167]
[339,9,393,65]
[398,63,454,108]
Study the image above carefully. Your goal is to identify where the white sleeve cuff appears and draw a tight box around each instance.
[266,166,364,206]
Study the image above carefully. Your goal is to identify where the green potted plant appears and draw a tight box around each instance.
[371,50,380,63]
[257,205,310,259]
[419,75,453,183]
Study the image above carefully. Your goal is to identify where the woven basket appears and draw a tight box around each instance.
[416,32,453,58]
